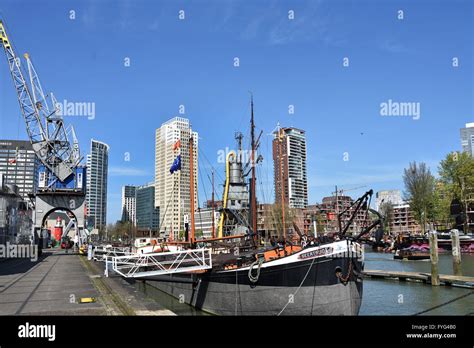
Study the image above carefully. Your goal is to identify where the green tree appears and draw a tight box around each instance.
[432,180,454,230]
[106,221,133,241]
[315,212,326,235]
[266,203,298,238]
[403,161,435,233]
[379,201,394,232]
[195,229,203,239]
[438,151,474,233]
[438,152,474,199]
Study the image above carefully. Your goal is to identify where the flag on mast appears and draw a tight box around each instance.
[170,155,181,174]
[173,139,181,151]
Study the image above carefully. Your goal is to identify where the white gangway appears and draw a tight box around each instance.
[93,245,133,262]
[109,248,213,278]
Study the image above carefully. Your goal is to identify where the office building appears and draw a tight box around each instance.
[0,140,39,202]
[121,185,137,224]
[155,117,198,239]
[86,139,109,230]
[194,207,219,239]
[273,127,308,209]
[136,183,159,232]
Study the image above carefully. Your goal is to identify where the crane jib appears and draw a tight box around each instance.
[0,20,83,190]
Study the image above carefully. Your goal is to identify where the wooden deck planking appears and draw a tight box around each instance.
[363,270,474,288]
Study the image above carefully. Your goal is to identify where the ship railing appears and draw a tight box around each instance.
[109,248,213,278]
[93,246,133,262]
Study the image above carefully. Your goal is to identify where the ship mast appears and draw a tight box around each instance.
[250,95,258,240]
[189,135,196,244]
[211,169,215,239]
[278,128,286,238]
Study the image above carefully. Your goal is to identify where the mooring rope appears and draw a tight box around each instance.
[412,290,473,316]
[277,257,316,316]
[235,266,238,316]
[248,257,264,283]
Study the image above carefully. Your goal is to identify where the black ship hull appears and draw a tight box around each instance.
[144,243,364,315]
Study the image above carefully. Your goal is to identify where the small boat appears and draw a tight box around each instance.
[394,245,430,260]
[133,237,180,254]
[461,243,474,253]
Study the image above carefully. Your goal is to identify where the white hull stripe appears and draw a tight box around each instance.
[220,240,362,273]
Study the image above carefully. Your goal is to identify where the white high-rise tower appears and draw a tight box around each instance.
[155,117,198,239]
[86,139,109,230]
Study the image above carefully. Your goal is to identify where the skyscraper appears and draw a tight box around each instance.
[121,185,137,224]
[86,139,109,230]
[460,122,474,156]
[273,127,308,209]
[155,117,198,239]
[0,140,39,202]
[136,183,159,232]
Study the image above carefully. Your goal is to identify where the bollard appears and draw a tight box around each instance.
[87,244,93,260]
[450,229,462,276]
[104,256,109,277]
[429,231,440,286]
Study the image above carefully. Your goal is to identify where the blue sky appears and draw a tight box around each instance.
[0,0,472,223]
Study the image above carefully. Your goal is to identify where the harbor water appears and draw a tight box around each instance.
[359,249,474,315]
[135,247,474,315]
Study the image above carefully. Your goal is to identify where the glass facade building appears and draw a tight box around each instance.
[136,183,159,232]
[86,139,109,230]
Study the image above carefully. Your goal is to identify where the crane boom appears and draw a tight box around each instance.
[24,54,78,169]
[0,21,47,144]
[0,20,75,182]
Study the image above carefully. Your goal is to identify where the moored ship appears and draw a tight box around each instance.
[145,239,364,315]
[111,98,381,315]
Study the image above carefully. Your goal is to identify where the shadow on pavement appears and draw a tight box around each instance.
[0,250,52,277]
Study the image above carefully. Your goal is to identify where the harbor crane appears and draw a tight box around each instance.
[332,185,368,197]
[0,20,88,248]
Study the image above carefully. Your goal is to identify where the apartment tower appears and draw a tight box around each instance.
[86,139,109,230]
[273,127,308,209]
[155,117,198,239]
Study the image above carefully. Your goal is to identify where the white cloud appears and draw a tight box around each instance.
[379,40,406,53]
